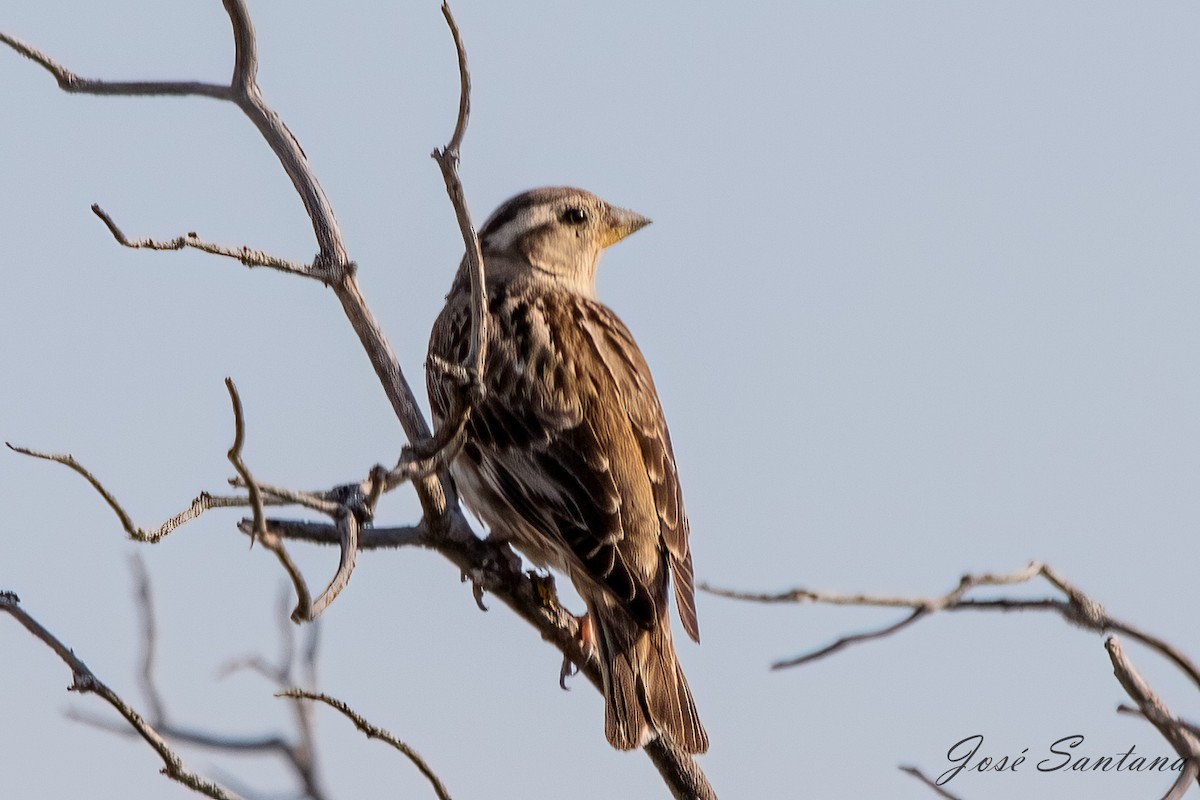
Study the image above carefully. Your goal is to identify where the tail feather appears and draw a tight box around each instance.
[595,613,708,754]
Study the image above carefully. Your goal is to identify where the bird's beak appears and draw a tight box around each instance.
[602,205,652,248]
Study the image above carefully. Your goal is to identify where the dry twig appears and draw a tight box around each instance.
[703,560,1200,684]
[279,689,454,800]
[389,0,489,488]
[708,563,1199,800]
[1106,636,1200,793]
[69,568,331,800]
[898,765,965,800]
[0,592,243,800]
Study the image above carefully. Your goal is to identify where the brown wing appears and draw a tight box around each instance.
[428,283,698,640]
[575,301,700,643]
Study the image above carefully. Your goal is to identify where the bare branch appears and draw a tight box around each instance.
[258,530,314,624]
[226,477,343,517]
[407,0,490,485]
[1,592,243,800]
[898,765,965,800]
[278,689,454,800]
[1164,760,1200,800]
[703,560,1043,608]
[304,513,359,620]
[240,518,429,550]
[1106,637,1200,779]
[6,442,260,542]
[223,378,267,544]
[130,555,167,722]
[704,561,1200,687]
[91,205,312,276]
[0,32,231,99]
[75,569,331,800]
[776,609,927,669]
[1118,705,1200,740]
[221,379,357,622]
[439,2,471,159]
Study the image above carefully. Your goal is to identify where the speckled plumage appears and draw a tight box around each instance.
[427,187,707,754]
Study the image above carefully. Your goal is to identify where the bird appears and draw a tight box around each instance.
[427,186,708,754]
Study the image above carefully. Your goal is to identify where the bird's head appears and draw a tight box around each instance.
[477,187,651,296]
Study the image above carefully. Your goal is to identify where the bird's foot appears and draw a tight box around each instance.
[558,612,596,691]
[528,570,558,609]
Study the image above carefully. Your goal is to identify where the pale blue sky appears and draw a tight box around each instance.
[3,3,1198,799]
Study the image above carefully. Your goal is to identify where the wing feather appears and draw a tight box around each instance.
[428,281,697,640]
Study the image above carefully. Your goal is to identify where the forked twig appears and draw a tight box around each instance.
[703,561,1200,686]
[5,442,261,543]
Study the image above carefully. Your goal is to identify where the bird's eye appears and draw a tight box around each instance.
[560,207,589,225]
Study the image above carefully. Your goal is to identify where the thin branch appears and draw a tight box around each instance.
[702,560,1043,608]
[304,513,358,620]
[1165,760,1200,800]
[704,561,1200,689]
[130,554,167,722]
[278,689,453,800]
[1106,636,1200,778]
[0,592,243,800]
[407,1,489,485]
[6,442,262,542]
[223,378,267,544]
[898,765,965,800]
[240,519,429,550]
[439,1,471,158]
[1118,705,1200,740]
[68,711,292,755]
[258,530,314,624]
[0,32,232,99]
[92,205,312,277]
[225,376,356,623]
[776,609,928,669]
[74,569,330,800]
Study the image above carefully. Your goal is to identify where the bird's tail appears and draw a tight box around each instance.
[595,613,708,754]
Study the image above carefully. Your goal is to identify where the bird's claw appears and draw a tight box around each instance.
[460,568,489,611]
[559,655,579,690]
